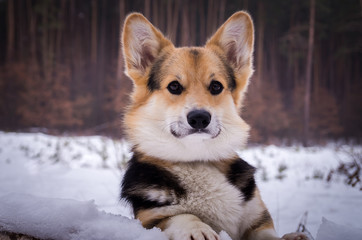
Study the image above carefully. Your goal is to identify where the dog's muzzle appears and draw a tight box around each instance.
[170,109,221,139]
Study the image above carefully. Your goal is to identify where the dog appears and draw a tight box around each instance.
[120,11,308,240]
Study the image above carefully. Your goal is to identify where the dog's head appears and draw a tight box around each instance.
[122,12,254,162]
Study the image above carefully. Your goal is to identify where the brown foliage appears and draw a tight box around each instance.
[12,62,82,129]
[341,82,362,138]
[310,88,343,139]
[289,84,305,140]
[243,79,290,143]
[289,84,343,141]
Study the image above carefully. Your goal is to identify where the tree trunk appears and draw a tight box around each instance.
[39,1,53,91]
[243,0,249,10]
[303,0,315,146]
[69,0,77,99]
[152,0,159,29]
[95,0,107,125]
[6,0,15,62]
[144,0,151,19]
[181,2,190,46]
[206,0,215,36]
[256,1,264,87]
[189,1,196,46]
[218,0,226,26]
[198,0,205,44]
[166,0,174,42]
[269,36,278,85]
[56,0,66,63]
[117,0,126,82]
[26,0,37,66]
[166,0,180,44]
[91,0,98,64]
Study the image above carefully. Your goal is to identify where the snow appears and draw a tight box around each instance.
[0,132,131,216]
[0,193,166,240]
[316,218,362,240]
[239,145,362,236]
[0,132,361,239]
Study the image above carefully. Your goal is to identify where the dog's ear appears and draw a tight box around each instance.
[122,13,173,83]
[206,11,254,74]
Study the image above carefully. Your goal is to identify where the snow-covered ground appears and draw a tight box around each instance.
[0,132,361,239]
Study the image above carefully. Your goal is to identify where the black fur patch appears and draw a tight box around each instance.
[189,49,200,57]
[227,158,256,201]
[147,72,159,91]
[189,49,201,67]
[147,53,169,91]
[223,61,237,90]
[214,52,237,91]
[121,152,186,213]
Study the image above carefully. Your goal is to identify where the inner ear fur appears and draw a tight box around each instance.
[122,13,173,84]
[206,11,254,72]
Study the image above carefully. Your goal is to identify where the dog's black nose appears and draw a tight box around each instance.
[187,110,211,130]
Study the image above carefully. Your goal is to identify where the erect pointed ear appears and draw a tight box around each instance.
[122,13,173,82]
[206,11,254,73]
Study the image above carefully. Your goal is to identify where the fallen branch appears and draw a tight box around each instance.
[0,230,42,240]
[296,212,315,240]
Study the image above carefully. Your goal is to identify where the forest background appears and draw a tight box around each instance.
[0,0,361,145]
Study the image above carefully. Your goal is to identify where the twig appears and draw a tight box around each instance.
[296,211,315,240]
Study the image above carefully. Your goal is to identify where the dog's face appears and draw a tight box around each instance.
[122,12,254,162]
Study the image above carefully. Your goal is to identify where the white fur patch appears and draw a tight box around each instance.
[146,189,174,204]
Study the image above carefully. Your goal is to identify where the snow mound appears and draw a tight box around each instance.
[0,193,232,240]
[316,218,362,240]
[0,193,167,240]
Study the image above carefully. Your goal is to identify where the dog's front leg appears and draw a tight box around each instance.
[160,214,220,240]
[281,232,309,240]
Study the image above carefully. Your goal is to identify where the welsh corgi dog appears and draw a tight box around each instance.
[121,11,308,240]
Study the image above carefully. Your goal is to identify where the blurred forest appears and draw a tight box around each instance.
[0,0,361,144]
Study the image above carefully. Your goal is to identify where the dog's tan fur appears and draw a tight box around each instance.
[121,11,308,240]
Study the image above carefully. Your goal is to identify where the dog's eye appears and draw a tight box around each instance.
[167,81,183,95]
[209,80,224,95]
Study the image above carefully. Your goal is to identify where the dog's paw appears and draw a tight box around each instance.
[165,220,220,240]
[185,221,220,240]
[282,232,309,240]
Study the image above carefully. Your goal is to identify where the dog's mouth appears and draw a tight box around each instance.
[170,123,221,139]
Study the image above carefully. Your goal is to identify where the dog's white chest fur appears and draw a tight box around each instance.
[171,163,248,239]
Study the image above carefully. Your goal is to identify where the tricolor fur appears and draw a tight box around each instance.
[121,11,307,240]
